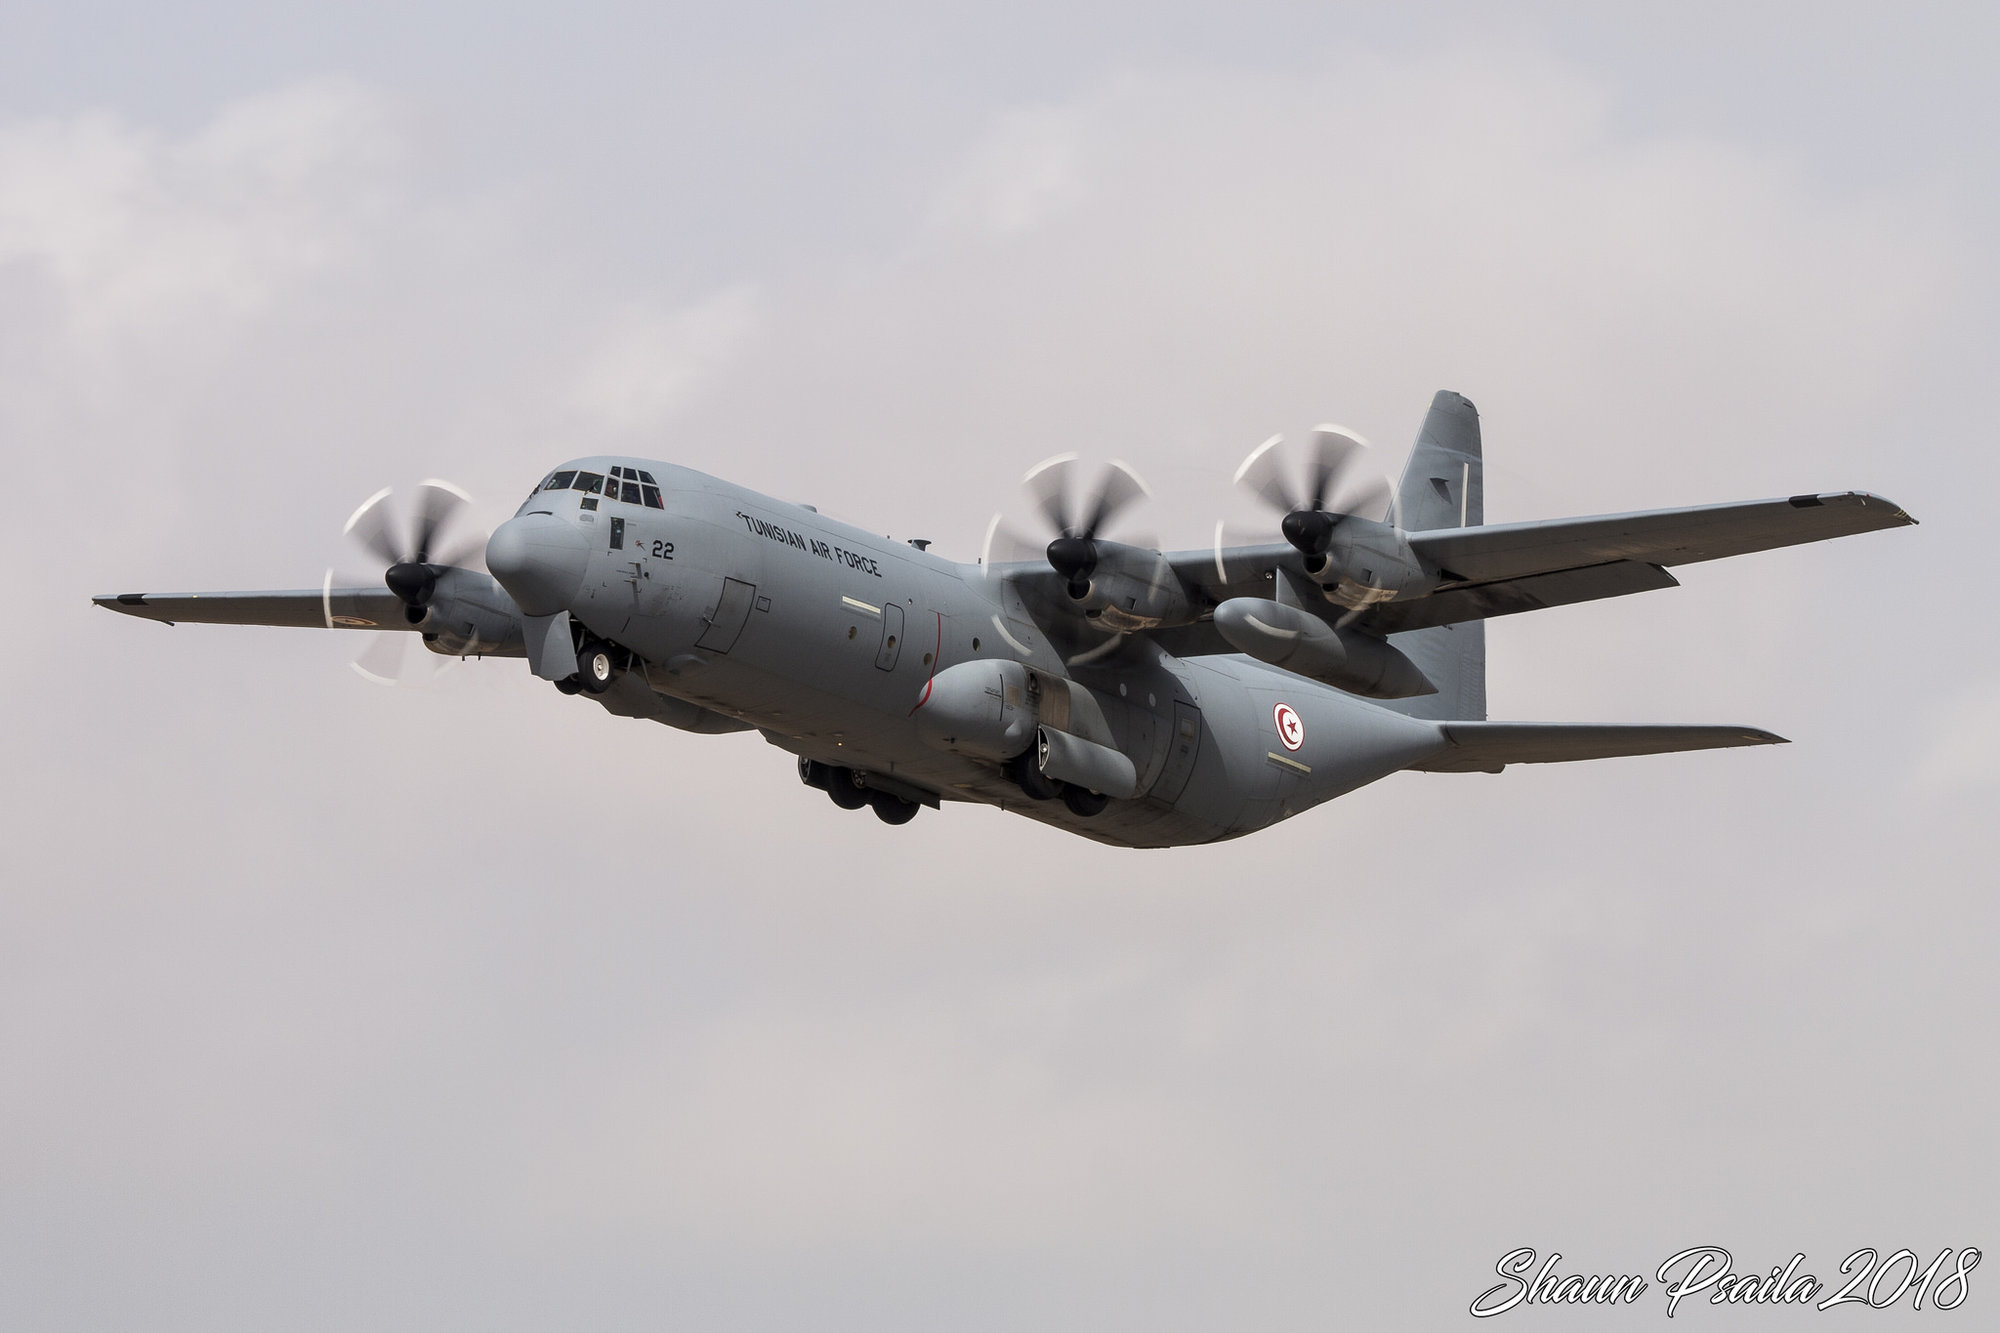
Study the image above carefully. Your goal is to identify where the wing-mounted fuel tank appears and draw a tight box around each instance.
[408,567,525,658]
[1212,596,1434,699]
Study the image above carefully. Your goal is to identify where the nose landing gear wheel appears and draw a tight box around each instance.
[554,676,582,695]
[870,790,920,824]
[577,639,617,694]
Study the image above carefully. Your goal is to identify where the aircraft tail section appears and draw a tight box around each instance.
[1380,390,1485,721]
[1396,389,1483,530]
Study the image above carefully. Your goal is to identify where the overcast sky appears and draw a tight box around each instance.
[3,4,1995,1329]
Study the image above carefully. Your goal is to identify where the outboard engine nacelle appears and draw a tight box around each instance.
[1213,597,1436,699]
[913,659,1038,761]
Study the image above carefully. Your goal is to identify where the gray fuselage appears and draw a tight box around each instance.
[518,456,1448,848]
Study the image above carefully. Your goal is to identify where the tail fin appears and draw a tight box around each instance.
[1396,389,1483,530]
[1380,390,1486,721]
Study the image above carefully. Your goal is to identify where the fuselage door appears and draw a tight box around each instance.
[875,601,905,671]
[1151,701,1203,802]
[696,577,757,653]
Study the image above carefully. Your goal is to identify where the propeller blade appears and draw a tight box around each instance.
[980,514,1047,568]
[1232,434,1291,512]
[410,479,473,565]
[431,530,490,572]
[343,487,400,566]
[1021,454,1081,536]
[1302,426,1370,511]
[351,633,413,686]
[1078,459,1150,539]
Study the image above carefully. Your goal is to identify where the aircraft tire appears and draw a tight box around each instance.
[1061,787,1110,818]
[554,676,583,695]
[870,791,920,825]
[826,767,870,810]
[577,640,617,694]
[1007,752,1061,801]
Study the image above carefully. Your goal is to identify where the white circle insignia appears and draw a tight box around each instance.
[1273,702,1304,751]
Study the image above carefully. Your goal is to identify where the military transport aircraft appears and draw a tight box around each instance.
[95,391,1914,847]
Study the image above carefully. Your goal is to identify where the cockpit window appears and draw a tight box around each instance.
[620,480,643,504]
[572,472,604,495]
[637,470,656,485]
[544,470,577,491]
[641,484,663,508]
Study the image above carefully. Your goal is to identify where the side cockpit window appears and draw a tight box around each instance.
[543,470,577,492]
[571,471,604,494]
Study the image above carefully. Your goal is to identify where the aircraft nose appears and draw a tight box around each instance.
[486,512,591,616]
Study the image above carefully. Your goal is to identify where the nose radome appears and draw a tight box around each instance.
[486,513,590,617]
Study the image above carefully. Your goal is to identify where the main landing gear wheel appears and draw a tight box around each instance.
[825,767,870,810]
[1006,752,1061,801]
[869,790,920,825]
[1061,787,1110,818]
[577,639,617,694]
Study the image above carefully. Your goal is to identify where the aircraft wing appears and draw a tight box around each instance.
[1408,491,1913,582]
[93,588,406,629]
[1156,490,1913,635]
[1412,722,1787,773]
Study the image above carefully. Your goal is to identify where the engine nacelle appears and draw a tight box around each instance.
[913,659,1038,761]
[1067,541,1196,632]
[1213,597,1436,699]
[1035,726,1140,799]
[416,568,526,657]
[1313,517,1434,612]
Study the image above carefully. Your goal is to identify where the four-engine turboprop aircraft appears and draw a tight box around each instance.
[95,391,1915,847]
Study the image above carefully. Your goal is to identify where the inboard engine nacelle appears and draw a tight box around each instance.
[1064,541,1197,632]
[1213,597,1436,699]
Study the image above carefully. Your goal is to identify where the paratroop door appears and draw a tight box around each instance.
[696,577,756,653]
[875,602,904,671]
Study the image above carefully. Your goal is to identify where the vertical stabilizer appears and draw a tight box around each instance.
[1396,389,1483,531]
[1380,391,1485,721]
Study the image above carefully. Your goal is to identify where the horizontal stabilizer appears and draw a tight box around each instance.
[1412,722,1786,773]
[93,589,405,629]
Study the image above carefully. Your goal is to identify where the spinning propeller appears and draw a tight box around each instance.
[342,480,484,619]
[1231,426,1395,570]
[331,479,486,685]
[982,454,1155,596]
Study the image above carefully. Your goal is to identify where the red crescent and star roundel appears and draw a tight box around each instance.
[1273,701,1305,751]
